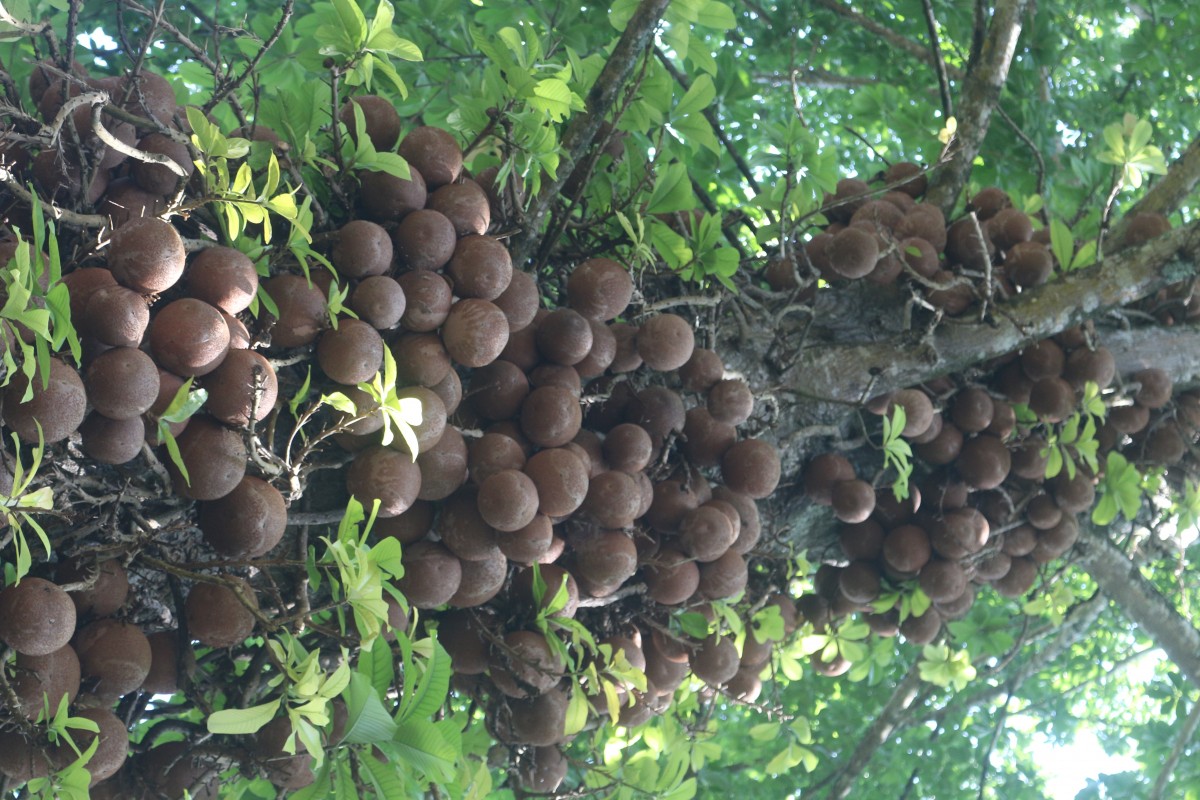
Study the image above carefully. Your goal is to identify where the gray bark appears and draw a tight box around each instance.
[925,0,1031,215]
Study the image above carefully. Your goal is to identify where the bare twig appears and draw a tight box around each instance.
[1149,694,1200,800]
[509,0,672,268]
[920,0,953,119]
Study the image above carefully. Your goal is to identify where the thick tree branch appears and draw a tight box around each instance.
[823,660,925,800]
[1074,529,1200,689]
[508,0,671,268]
[789,220,1200,404]
[925,0,1031,215]
[1111,134,1200,243]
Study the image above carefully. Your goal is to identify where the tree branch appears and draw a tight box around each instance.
[809,0,933,66]
[823,660,925,800]
[1149,693,1200,800]
[924,0,1031,215]
[1111,134,1200,242]
[1074,528,1200,689]
[751,68,881,89]
[789,219,1200,404]
[919,0,953,119]
[508,0,671,268]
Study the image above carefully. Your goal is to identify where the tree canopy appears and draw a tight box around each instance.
[0,0,1197,798]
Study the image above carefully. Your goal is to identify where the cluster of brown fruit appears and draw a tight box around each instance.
[765,167,1068,315]
[1,61,799,794]
[794,194,1197,672]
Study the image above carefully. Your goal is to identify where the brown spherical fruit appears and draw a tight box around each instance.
[74,707,128,784]
[803,452,855,505]
[1063,346,1116,390]
[0,578,76,657]
[692,635,739,686]
[568,258,633,321]
[827,225,880,280]
[398,126,463,188]
[987,207,1034,251]
[338,95,401,151]
[533,307,591,367]
[255,717,316,790]
[359,165,427,221]
[347,275,406,330]
[721,438,781,499]
[442,299,509,368]
[57,556,129,618]
[392,209,457,271]
[84,347,159,420]
[950,387,995,434]
[1005,241,1053,287]
[581,471,642,529]
[398,541,462,608]
[74,619,151,698]
[883,524,932,573]
[637,314,695,372]
[993,556,1038,597]
[4,357,87,444]
[448,549,507,608]
[477,469,540,532]
[185,579,257,648]
[202,349,278,426]
[1134,368,1172,409]
[149,298,230,376]
[185,246,258,315]
[346,445,422,517]
[11,645,81,719]
[331,219,393,279]
[198,476,287,558]
[106,217,186,295]
[494,269,540,331]
[316,319,384,386]
[84,284,149,348]
[430,181,491,237]
[956,434,1011,490]
[416,426,468,500]
[831,479,876,524]
[445,234,512,300]
[643,549,700,605]
[679,347,724,392]
[1028,377,1076,423]
[708,379,753,425]
[682,407,736,467]
[521,385,583,448]
[698,549,749,600]
[918,559,967,603]
[166,415,246,500]
[524,447,589,517]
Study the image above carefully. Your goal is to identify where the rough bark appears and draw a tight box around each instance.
[508,0,670,268]
[924,0,1031,215]
[1074,529,1200,689]
[823,661,925,800]
[1110,134,1200,242]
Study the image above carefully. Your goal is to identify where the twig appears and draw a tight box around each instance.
[920,0,953,119]
[204,0,294,112]
[1149,694,1200,800]
[509,0,672,268]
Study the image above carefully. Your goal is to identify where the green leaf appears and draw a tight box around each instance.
[1049,218,1074,271]
[207,700,281,735]
[675,74,716,117]
[696,0,737,28]
[530,78,575,122]
[392,719,457,783]
[330,0,368,49]
[646,163,695,214]
[398,639,451,723]
[341,672,398,745]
